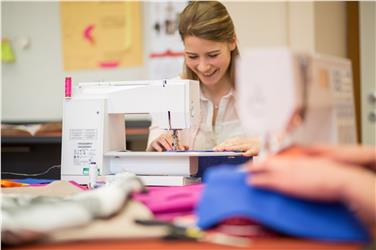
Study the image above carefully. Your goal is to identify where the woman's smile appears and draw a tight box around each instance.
[201,69,218,78]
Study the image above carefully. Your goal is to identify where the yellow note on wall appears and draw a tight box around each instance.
[60,2,143,71]
[1,39,16,63]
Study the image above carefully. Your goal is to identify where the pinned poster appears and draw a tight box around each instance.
[147,2,187,79]
[60,2,142,70]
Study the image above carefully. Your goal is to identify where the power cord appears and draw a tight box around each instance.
[1,165,61,177]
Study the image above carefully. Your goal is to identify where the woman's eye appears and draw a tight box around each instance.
[188,56,198,59]
[208,54,219,58]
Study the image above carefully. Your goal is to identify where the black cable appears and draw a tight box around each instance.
[1,165,61,177]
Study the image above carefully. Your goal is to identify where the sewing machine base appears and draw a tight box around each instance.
[60,174,201,187]
[62,151,245,186]
[138,175,201,186]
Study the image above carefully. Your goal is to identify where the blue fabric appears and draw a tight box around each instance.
[197,155,251,178]
[196,166,371,242]
[168,150,252,178]
[12,178,55,184]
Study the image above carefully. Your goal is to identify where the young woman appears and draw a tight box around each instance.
[147,1,259,156]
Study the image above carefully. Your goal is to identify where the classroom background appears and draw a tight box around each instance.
[2,1,375,145]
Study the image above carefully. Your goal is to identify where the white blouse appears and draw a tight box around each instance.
[147,88,247,150]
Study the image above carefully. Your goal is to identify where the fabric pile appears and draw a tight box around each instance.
[1,173,145,245]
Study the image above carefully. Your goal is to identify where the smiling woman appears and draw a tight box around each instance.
[183,36,235,92]
[146,1,260,157]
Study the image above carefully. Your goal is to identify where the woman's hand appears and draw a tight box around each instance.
[303,144,376,171]
[246,155,352,201]
[213,137,260,156]
[147,132,189,152]
[279,144,376,171]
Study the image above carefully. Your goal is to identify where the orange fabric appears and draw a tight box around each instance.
[1,180,28,187]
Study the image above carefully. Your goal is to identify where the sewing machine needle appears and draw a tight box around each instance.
[172,129,178,151]
[168,111,179,151]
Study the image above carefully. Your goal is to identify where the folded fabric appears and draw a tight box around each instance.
[196,166,371,242]
[134,184,204,220]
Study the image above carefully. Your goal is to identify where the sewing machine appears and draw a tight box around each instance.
[236,48,357,154]
[61,79,203,185]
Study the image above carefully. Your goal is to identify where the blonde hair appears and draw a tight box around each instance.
[178,1,239,87]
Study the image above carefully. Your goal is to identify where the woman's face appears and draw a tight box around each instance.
[184,36,236,87]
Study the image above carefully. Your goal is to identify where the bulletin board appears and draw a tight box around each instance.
[60,1,142,71]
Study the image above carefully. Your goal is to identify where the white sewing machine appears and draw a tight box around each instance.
[61,79,203,186]
[236,48,357,154]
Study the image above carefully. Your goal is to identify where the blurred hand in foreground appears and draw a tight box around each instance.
[245,146,376,224]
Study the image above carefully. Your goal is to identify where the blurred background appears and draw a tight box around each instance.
[1,1,375,178]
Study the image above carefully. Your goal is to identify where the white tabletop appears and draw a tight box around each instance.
[104,151,245,157]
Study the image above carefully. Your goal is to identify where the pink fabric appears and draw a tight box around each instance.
[68,181,88,190]
[28,184,46,187]
[133,184,204,220]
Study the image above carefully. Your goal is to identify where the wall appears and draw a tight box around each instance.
[225,2,288,49]
[2,2,151,122]
[315,1,347,57]
[360,1,376,145]
[1,1,347,122]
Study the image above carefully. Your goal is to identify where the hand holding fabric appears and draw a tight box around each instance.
[245,147,376,224]
[247,155,353,201]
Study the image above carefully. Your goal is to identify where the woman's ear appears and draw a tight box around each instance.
[229,37,237,51]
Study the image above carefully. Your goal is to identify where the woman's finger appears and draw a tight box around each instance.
[246,160,270,173]
[247,172,275,187]
[218,144,257,152]
[243,148,259,156]
[152,141,163,152]
[178,144,189,151]
[159,137,173,151]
